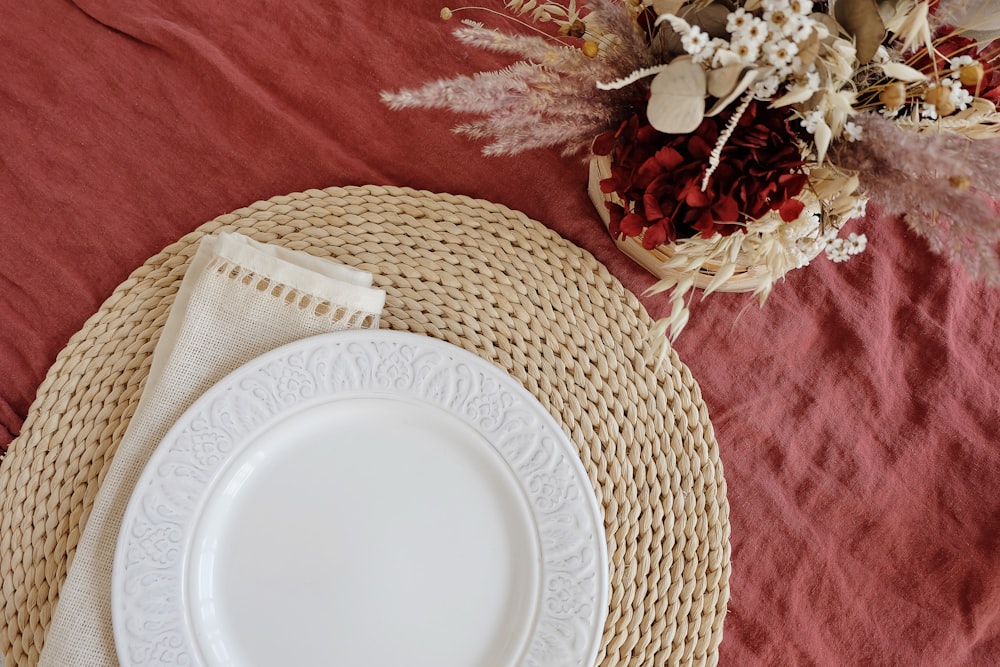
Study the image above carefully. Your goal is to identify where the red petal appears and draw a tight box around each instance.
[637,157,662,188]
[642,222,668,249]
[655,147,684,170]
[620,213,647,237]
[778,197,805,222]
[712,195,740,223]
[643,191,665,221]
[778,173,809,198]
[692,209,720,238]
[684,181,711,208]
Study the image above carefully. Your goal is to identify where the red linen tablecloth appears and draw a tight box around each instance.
[3,1,999,664]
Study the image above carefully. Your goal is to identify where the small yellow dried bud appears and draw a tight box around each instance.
[924,84,956,116]
[440,7,453,20]
[582,40,600,58]
[879,81,907,108]
[959,62,985,87]
[923,84,946,105]
[924,85,951,104]
[950,174,972,190]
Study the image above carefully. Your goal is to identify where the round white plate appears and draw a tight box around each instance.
[112,330,608,667]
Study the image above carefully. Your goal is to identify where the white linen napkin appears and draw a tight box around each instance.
[38,232,385,667]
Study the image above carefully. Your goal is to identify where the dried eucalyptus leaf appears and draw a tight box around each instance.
[876,0,897,21]
[811,169,860,205]
[830,197,854,217]
[833,0,886,62]
[653,0,687,15]
[653,20,685,54]
[831,178,861,209]
[808,167,843,200]
[811,11,843,38]
[652,13,691,55]
[679,3,730,38]
[843,172,861,195]
[796,31,821,73]
[648,56,707,134]
[706,69,757,115]
[830,182,862,215]
[707,64,745,98]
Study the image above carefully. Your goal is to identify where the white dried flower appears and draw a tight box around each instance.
[847,197,868,220]
[793,237,822,267]
[950,55,976,70]
[764,7,793,34]
[949,79,973,110]
[681,25,711,57]
[784,17,813,42]
[843,121,863,141]
[694,37,729,65]
[783,224,820,268]
[825,237,851,262]
[754,74,781,98]
[727,7,752,33]
[712,43,744,67]
[787,0,813,16]
[762,0,792,15]
[846,232,868,254]
[800,109,824,133]
[739,16,769,44]
[764,38,799,69]
[921,102,939,119]
[728,38,761,65]
[805,68,821,90]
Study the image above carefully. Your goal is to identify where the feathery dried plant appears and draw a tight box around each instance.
[833,114,1000,283]
[382,3,654,156]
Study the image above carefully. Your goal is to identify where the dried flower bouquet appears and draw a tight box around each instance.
[383,0,1000,337]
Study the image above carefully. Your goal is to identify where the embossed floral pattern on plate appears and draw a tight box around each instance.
[112,330,608,667]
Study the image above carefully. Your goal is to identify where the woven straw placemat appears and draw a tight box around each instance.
[0,185,730,667]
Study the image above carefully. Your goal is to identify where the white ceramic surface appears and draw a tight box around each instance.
[112,330,608,667]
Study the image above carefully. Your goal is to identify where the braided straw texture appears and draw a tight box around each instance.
[0,185,730,667]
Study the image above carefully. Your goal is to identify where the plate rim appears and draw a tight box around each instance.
[111,329,609,667]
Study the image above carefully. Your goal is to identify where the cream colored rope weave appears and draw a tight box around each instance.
[0,185,730,667]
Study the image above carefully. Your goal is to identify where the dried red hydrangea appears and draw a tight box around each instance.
[594,100,809,249]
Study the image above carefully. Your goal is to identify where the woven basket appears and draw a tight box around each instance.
[588,154,812,293]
